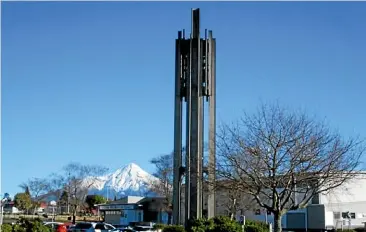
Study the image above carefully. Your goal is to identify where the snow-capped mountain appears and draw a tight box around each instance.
[87,163,158,199]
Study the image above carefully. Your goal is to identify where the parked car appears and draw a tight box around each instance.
[67,225,76,232]
[44,222,67,232]
[132,226,154,232]
[72,222,116,232]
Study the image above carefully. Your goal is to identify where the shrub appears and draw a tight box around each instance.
[187,218,214,232]
[163,225,186,232]
[245,224,266,232]
[154,224,167,230]
[209,216,242,232]
[245,219,269,232]
[14,218,51,232]
[1,224,13,232]
[337,230,356,232]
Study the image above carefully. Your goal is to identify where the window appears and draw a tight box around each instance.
[342,212,356,219]
[95,224,106,230]
[311,194,320,204]
[74,223,93,229]
[334,212,341,220]
[106,225,115,230]
[255,209,261,215]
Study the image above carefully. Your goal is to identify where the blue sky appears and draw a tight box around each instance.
[2,2,366,195]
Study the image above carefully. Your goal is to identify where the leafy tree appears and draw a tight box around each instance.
[19,178,49,215]
[85,195,107,210]
[25,186,31,196]
[215,103,364,232]
[59,190,69,205]
[59,190,69,214]
[14,193,32,214]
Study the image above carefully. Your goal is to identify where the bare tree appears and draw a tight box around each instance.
[149,153,174,224]
[19,178,49,215]
[61,162,108,224]
[47,173,67,214]
[215,181,256,220]
[215,103,364,232]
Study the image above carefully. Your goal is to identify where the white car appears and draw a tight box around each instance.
[132,226,154,232]
[73,222,116,232]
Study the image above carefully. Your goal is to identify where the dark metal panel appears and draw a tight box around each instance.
[172,31,183,225]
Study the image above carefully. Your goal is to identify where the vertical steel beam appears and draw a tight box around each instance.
[173,31,183,225]
[207,30,216,219]
[186,8,203,221]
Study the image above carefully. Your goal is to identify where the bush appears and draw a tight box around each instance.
[1,224,13,232]
[163,225,186,232]
[245,224,266,232]
[187,218,214,232]
[154,224,167,230]
[209,216,242,232]
[245,219,269,232]
[337,230,356,232]
[14,218,51,232]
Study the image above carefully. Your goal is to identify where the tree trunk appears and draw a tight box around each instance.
[273,213,282,232]
[72,206,77,224]
[168,212,172,225]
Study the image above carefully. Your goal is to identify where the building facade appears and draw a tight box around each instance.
[178,174,366,230]
[99,196,170,226]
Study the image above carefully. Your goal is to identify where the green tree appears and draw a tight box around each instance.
[25,186,31,196]
[59,190,69,205]
[14,193,32,214]
[19,178,49,215]
[85,195,106,210]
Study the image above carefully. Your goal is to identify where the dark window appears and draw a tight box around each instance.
[311,194,320,204]
[134,226,153,231]
[106,225,115,229]
[342,212,355,219]
[255,209,261,215]
[74,223,93,229]
[95,224,106,229]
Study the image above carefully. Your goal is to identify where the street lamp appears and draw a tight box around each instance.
[50,201,57,222]
[0,193,10,227]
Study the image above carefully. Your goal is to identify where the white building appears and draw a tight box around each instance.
[179,173,366,230]
[99,196,170,226]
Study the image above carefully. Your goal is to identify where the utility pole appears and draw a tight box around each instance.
[67,172,70,215]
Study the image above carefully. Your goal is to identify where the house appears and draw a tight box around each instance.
[98,196,170,226]
[2,201,21,214]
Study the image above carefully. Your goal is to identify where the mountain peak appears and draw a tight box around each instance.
[88,162,158,198]
[123,163,143,171]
